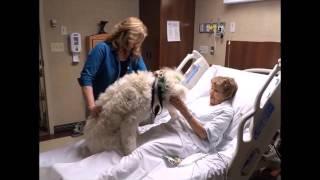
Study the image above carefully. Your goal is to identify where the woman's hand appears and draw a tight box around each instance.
[89,105,102,118]
[82,86,102,118]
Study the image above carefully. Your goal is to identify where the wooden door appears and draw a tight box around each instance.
[39,39,49,136]
[140,0,195,71]
[159,0,195,68]
[140,0,161,71]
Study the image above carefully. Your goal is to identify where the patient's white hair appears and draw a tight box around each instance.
[211,76,238,101]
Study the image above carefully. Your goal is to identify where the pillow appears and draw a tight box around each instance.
[186,65,217,103]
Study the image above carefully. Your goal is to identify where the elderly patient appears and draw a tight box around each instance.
[98,76,238,179]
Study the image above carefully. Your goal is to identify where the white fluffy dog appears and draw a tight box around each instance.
[83,67,188,155]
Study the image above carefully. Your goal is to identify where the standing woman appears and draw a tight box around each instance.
[78,17,148,118]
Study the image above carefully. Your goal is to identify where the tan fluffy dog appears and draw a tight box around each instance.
[83,67,187,155]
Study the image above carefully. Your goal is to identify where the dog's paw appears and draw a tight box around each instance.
[121,135,137,156]
[123,149,131,156]
[79,145,92,158]
[122,146,135,156]
[168,108,179,120]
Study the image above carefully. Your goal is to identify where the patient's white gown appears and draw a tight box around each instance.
[40,96,234,180]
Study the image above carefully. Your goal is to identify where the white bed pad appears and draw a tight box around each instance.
[40,64,273,180]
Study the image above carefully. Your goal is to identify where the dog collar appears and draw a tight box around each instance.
[151,71,166,117]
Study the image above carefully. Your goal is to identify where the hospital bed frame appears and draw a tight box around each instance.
[177,50,281,180]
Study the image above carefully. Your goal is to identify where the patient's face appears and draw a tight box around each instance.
[210,86,224,105]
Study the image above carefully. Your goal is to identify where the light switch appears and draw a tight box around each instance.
[61,25,68,35]
[230,22,236,33]
[50,42,64,52]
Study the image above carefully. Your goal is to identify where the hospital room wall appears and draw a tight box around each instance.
[40,0,139,133]
[193,0,280,66]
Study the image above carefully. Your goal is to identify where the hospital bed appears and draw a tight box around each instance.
[39,50,281,180]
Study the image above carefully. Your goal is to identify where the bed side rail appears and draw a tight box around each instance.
[244,68,271,75]
[227,59,281,180]
[176,50,210,89]
[176,50,202,72]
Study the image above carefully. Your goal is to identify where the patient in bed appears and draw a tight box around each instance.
[97,76,238,179]
[170,76,238,145]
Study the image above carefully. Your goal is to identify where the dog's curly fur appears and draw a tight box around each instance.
[83,67,187,155]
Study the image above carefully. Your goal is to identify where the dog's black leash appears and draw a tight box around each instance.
[151,71,166,117]
[151,79,161,117]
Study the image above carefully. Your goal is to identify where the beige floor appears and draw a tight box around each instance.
[39,135,84,153]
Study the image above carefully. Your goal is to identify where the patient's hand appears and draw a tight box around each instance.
[170,97,207,140]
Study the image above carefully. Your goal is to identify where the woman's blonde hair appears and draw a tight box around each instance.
[107,17,148,59]
[211,76,238,101]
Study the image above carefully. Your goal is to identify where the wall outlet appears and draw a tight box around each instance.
[50,42,64,52]
[199,45,209,54]
[210,46,215,55]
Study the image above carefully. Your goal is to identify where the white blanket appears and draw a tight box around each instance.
[40,130,233,180]
[40,100,235,180]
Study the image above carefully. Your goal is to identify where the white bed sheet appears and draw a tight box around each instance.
[40,65,270,180]
[40,109,235,180]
